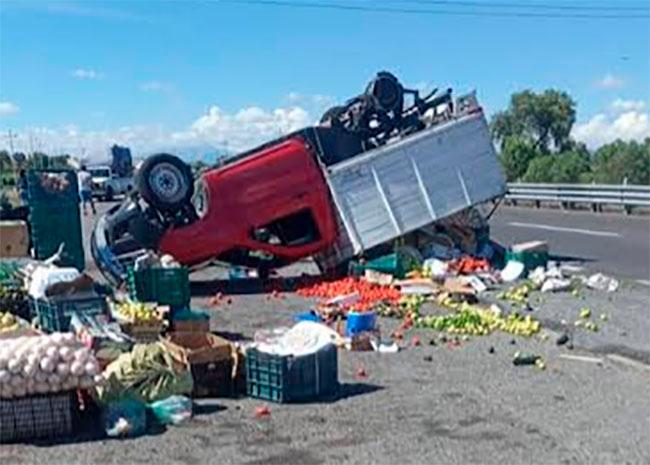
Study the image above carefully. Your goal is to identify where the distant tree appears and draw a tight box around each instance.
[499,136,540,181]
[522,156,555,183]
[549,151,591,183]
[491,89,576,154]
[592,139,650,185]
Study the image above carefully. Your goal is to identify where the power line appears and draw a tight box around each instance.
[223,0,650,19]
[396,0,650,13]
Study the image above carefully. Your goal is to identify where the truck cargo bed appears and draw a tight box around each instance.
[324,107,506,257]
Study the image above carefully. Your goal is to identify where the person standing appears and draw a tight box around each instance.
[77,165,96,215]
[17,169,29,205]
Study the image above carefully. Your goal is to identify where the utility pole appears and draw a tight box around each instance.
[7,130,15,154]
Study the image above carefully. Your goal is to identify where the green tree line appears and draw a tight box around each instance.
[491,90,650,185]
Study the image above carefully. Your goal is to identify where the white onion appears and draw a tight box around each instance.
[40,357,55,373]
[0,370,10,385]
[70,361,84,377]
[22,363,37,378]
[56,362,70,377]
[46,346,59,359]
[34,370,48,383]
[84,360,99,376]
[59,346,73,362]
[10,375,24,387]
[8,358,23,374]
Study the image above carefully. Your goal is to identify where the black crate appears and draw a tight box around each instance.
[0,391,77,443]
[191,358,234,398]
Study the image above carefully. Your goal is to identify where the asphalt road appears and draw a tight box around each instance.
[4,201,647,465]
[490,206,650,282]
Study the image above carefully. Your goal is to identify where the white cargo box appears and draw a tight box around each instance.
[322,106,506,261]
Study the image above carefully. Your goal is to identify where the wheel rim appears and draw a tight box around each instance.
[148,162,187,204]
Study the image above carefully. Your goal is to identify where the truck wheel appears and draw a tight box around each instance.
[137,153,194,211]
[105,186,114,201]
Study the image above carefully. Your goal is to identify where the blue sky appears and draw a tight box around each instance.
[1,0,649,160]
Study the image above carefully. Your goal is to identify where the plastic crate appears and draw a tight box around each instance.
[191,358,235,398]
[504,250,549,274]
[0,391,77,443]
[32,294,108,333]
[127,266,190,308]
[29,203,84,271]
[246,344,338,403]
[26,169,79,204]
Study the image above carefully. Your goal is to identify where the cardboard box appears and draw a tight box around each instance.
[162,332,233,365]
[0,220,29,257]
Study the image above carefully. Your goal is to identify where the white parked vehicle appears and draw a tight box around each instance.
[89,166,134,201]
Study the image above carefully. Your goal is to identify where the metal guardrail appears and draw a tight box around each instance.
[505,183,650,212]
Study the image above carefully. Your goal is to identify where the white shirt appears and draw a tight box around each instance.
[78,171,92,192]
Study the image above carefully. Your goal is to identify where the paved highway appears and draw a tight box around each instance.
[490,206,650,282]
[11,201,639,465]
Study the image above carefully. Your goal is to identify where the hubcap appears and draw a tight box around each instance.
[149,162,186,204]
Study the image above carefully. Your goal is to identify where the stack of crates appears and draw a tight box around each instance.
[27,170,85,271]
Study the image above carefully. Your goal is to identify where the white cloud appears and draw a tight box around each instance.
[611,98,646,113]
[1,104,314,161]
[140,81,174,92]
[0,101,20,116]
[173,105,311,152]
[71,68,104,80]
[573,100,650,149]
[594,73,624,89]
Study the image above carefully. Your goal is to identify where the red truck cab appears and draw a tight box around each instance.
[159,136,337,271]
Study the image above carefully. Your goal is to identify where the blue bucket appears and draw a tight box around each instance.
[346,311,377,337]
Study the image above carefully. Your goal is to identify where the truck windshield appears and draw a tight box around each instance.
[90,169,110,177]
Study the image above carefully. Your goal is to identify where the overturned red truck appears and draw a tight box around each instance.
[92,72,506,283]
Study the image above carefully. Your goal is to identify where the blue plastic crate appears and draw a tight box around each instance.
[246,344,338,403]
[31,294,108,333]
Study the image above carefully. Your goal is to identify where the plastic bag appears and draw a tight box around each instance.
[149,395,193,425]
[103,397,147,438]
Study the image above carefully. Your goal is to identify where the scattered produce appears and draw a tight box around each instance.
[0,333,103,398]
[115,302,163,325]
[512,352,540,366]
[0,283,30,320]
[419,303,541,337]
[498,282,533,305]
[600,313,608,321]
[579,307,591,319]
[297,277,401,311]
[0,311,20,332]
[556,334,569,346]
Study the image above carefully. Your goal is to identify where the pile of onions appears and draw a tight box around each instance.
[0,333,103,399]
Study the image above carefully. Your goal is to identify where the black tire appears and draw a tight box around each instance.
[136,153,194,211]
[105,186,114,201]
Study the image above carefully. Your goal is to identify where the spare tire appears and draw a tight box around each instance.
[137,153,194,211]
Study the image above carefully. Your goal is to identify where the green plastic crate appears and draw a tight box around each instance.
[127,266,190,308]
[26,170,79,204]
[31,294,108,333]
[504,250,549,273]
[350,249,421,279]
[246,344,338,403]
[29,204,84,271]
